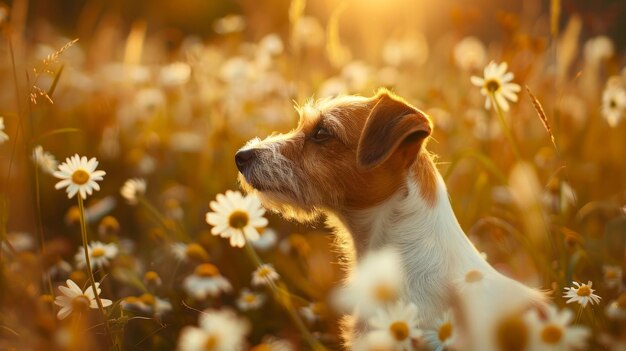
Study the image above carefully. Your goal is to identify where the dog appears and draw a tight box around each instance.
[236,89,545,349]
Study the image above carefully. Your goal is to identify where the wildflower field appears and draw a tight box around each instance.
[1,0,626,350]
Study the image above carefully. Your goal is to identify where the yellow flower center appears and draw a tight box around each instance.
[99,216,120,233]
[228,210,249,229]
[577,285,591,297]
[65,206,81,225]
[389,321,410,341]
[617,293,626,309]
[139,293,155,306]
[485,79,501,93]
[438,322,453,342]
[605,270,617,279]
[125,296,141,304]
[495,315,528,351]
[257,267,272,278]
[243,294,257,303]
[144,271,160,282]
[465,270,483,283]
[541,324,562,344]
[310,302,327,316]
[71,169,90,185]
[185,243,210,262]
[91,248,106,258]
[373,283,397,302]
[195,263,220,277]
[610,99,617,109]
[204,334,219,350]
[71,295,91,311]
[250,344,271,351]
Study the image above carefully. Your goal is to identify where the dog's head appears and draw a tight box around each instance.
[236,89,433,221]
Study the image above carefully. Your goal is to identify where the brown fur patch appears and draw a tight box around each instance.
[412,151,438,207]
[238,90,438,219]
[357,91,432,170]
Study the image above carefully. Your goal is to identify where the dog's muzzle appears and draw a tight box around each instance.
[235,148,259,173]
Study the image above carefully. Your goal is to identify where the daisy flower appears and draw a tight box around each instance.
[177,309,250,351]
[251,227,278,251]
[453,268,549,351]
[300,301,327,324]
[524,304,591,350]
[121,296,151,314]
[183,263,232,299]
[54,279,112,320]
[602,265,623,289]
[563,281,601,308]
[54,154,106,199]
[454,36,487,72]
[120,178,146,205]
[0,117,8,144]
[121,293,172,318]
[236,288,265,311]
[98,215,120,236]
[170,242,189,261]
[206,190,268,248]
[32,145,58,175]
[74,241,119,269]
[334,248,404,318]
[605,293,626,320]
[423,310,456,351]
[251,337,295,351]
[584,36,614,63]
[353,330,395,351]
[369,301,423,351]
[601,79,626,127]
[251,264,280,287]
[471,61,521,111]
[185,243,210,262]
[493,314,531,351]
[143,271,162,287]
[170,242,209,262]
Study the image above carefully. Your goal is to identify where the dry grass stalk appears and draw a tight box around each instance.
[30,38,78,104]
[526,85,558,151]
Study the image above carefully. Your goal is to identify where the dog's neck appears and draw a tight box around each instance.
[327,156,491,322]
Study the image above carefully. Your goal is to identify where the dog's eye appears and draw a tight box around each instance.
[311,126,332,142]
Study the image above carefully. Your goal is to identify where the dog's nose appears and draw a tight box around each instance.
[235,149,257,172]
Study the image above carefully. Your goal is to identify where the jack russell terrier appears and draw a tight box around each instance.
[235,89,545,349]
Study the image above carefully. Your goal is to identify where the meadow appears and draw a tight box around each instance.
[0,0,625,350]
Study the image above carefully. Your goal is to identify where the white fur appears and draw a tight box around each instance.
[327,166,545,344]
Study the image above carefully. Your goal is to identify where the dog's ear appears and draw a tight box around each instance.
[357,92,432,170]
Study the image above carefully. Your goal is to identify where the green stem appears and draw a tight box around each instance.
[78,196,117,350]
[34,167,55,298]
[243,242,325,351]
[489,93,522,161]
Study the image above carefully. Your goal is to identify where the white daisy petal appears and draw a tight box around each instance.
[53,155,106,199]
[205,191,268,248]
[471,61,520,112]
